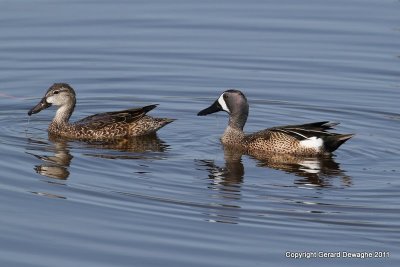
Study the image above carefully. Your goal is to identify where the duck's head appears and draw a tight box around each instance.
[197,89,249,130]
[28,83,76,116]
[197,89,249,116]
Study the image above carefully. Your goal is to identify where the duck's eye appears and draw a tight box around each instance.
[223,94,228,99]
[53,90,59,95]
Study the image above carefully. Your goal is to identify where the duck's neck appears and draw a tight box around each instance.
[52,103,75,125]
[221,111,248,146]
[228,109,248,131]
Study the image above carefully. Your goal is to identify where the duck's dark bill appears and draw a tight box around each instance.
[197,100,222,116]
[28,97,51,116]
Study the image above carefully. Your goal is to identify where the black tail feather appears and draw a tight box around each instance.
[141,104,158,114]
[323,134,354,153]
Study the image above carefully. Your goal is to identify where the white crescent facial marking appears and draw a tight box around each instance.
[300,137,323,150]
[218,93,230,113]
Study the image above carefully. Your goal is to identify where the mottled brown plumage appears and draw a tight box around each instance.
[198,89,353,156]
[28,83,174,140]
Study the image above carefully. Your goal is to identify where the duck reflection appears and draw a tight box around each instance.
[197,146,351,224]
[196,147,245,224]
[75,133,169,160]
[198,148,244,186]
[249,149,352,187]
[27,137,72,180]
[198,145,352,189]
[27,133,169,180]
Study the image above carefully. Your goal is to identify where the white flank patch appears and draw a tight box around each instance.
[300,136,323,150]
[218,93,230,113]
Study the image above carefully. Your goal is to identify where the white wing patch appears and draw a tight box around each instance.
[218,93,230,113]
[300,136,323,150]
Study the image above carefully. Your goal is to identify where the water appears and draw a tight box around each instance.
[0,0,399,266]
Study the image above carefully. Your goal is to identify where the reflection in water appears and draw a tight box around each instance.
[196,147,245,224]
[75,133,169,160]
[199,149,244,186]
[26,138,72,180]
[249,149,352,188]
[197,146,352,224]
[30,191,67,199]
[27,133,169,180]
[199,146,352,188]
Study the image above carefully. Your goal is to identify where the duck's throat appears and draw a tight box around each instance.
[228,110,248,131]
[53,104,74,125]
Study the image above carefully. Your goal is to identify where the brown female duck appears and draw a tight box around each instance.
[28,83,174,140]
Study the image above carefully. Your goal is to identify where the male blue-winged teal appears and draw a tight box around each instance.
[28,83,174,140]
[197,89,353,156]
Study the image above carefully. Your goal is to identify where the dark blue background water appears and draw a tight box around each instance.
[0,0,399,266]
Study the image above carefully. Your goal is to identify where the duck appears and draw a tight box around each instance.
[28,83,174,140]
[197,89,353,156]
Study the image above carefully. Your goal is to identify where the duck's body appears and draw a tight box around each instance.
[28,83,174,140]
[220,121,353,156]
[198,90,353,156]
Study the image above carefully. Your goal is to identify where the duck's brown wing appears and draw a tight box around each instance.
[74,104,157,130]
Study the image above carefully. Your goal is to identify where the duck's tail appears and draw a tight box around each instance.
[159,118,176,127]
[323,134,354,153]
